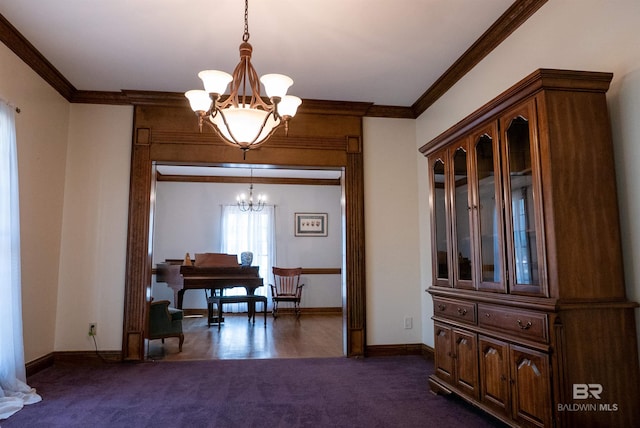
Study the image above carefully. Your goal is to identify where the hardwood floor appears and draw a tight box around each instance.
[147,313,344,361]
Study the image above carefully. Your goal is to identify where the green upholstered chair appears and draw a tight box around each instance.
[147,300,184,352]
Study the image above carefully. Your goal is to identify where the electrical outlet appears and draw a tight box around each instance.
[404,317,413,329]
[88,323,97,336]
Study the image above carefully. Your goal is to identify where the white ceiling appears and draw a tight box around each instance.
[0,0,513,107]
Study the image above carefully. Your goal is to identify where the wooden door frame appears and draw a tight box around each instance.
[120,98,368,360]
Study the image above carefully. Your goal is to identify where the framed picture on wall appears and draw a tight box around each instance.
[295,213,328,237]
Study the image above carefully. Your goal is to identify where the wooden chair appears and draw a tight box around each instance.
[269,267,304,318]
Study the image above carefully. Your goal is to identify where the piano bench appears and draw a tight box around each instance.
[207,294,268,331]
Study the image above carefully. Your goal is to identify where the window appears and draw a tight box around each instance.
[220,204,276,311]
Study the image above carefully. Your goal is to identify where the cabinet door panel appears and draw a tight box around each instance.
[478,336,510,417]
[434,323,454,383]
[430,153,451,286]
[500,100,546,296]
[509,345,551,428]
[451,144,474,289]
[470,124,506,292]
[453,328,478,399]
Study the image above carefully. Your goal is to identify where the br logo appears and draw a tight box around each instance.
[573,384,603,399]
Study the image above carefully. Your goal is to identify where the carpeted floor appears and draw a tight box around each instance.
[3,356,506,427]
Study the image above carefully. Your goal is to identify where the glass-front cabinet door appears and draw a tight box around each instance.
[451,143,474,289]
[470,124,506,292]
[430,152,451,286]
[499,100,546,296]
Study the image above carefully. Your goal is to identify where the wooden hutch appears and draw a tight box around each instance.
[420,69,640,427]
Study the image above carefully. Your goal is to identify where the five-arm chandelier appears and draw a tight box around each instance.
[185,0,301,156]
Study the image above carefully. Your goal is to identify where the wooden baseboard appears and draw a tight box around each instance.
[280,307,342,315]
[365,343,434,359]
[26,350,123,377]
[53,350,122,365]
[26,352,55,377]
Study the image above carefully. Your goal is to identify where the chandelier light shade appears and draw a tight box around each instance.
[237,170,266,212]
[185,0,301,156]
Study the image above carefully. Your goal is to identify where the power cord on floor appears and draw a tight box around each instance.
[91,334,117,363]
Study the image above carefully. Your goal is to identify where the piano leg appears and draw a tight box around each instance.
[177,289,185,309]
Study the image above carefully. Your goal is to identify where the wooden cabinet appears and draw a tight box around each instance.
[421,69,640,427]
[434,322,479,400]
[479,336,551,427]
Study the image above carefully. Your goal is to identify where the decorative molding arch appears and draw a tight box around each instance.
[122,101,366,360]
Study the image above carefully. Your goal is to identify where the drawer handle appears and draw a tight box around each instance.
[485,313,490,318]
[517,319,532,330]
[457,308,467,316]
[438,304,446,311]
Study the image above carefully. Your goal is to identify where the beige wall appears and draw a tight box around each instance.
[363,117,422,345]
[0,43,69,362]
[55,103,132,352]
[415,0,640,355]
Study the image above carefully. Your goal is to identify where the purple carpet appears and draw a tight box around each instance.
[3,356,505,427]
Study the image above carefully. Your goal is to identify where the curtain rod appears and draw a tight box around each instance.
[1,97,20,113]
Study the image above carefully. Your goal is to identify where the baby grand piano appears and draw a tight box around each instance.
[155,253,263,310]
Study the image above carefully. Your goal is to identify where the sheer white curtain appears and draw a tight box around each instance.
[0,101,41,420]
[220,204,276,311]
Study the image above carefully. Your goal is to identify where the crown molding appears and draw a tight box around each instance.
[411,0,548,117]
[0,13,76,100]
[0,0,547,119]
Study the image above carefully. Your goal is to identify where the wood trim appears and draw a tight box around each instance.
[26,351,123,377]
[25,352,55,377]
[124,104,366,360]
[301,268,341,275]
[0,13,76,100]
[411,0,548,117]
[156,173,341,186]
[365,105,415,118]
[53,350,122,364]
[365,344,427,357]
[345,152,366,356]
[72,90,130,105]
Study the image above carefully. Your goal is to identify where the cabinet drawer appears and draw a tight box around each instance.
[478,304,548,343]
[433,297,476,325]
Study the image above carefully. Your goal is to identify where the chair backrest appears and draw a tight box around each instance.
[272,267,303,295]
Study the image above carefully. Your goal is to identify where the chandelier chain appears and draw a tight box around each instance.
[243,0,250,42]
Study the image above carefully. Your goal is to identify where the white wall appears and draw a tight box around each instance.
[0,43,70,362]
[152,180,343,309]
[415,0,640,356]
[363,117,422,345]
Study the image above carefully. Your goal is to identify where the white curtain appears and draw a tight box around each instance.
[220,204,276,311]
[0,101,41,419]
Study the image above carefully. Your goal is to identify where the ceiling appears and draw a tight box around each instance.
[0,0,516,108]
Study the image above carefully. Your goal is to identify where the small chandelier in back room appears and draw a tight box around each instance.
[185,0,302,157]
[237,169,265,212]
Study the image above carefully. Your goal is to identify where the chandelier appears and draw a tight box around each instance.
[237,169,265,212]
[185,0,302,157]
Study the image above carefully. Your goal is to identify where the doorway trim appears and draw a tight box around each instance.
[121,99,367,360]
